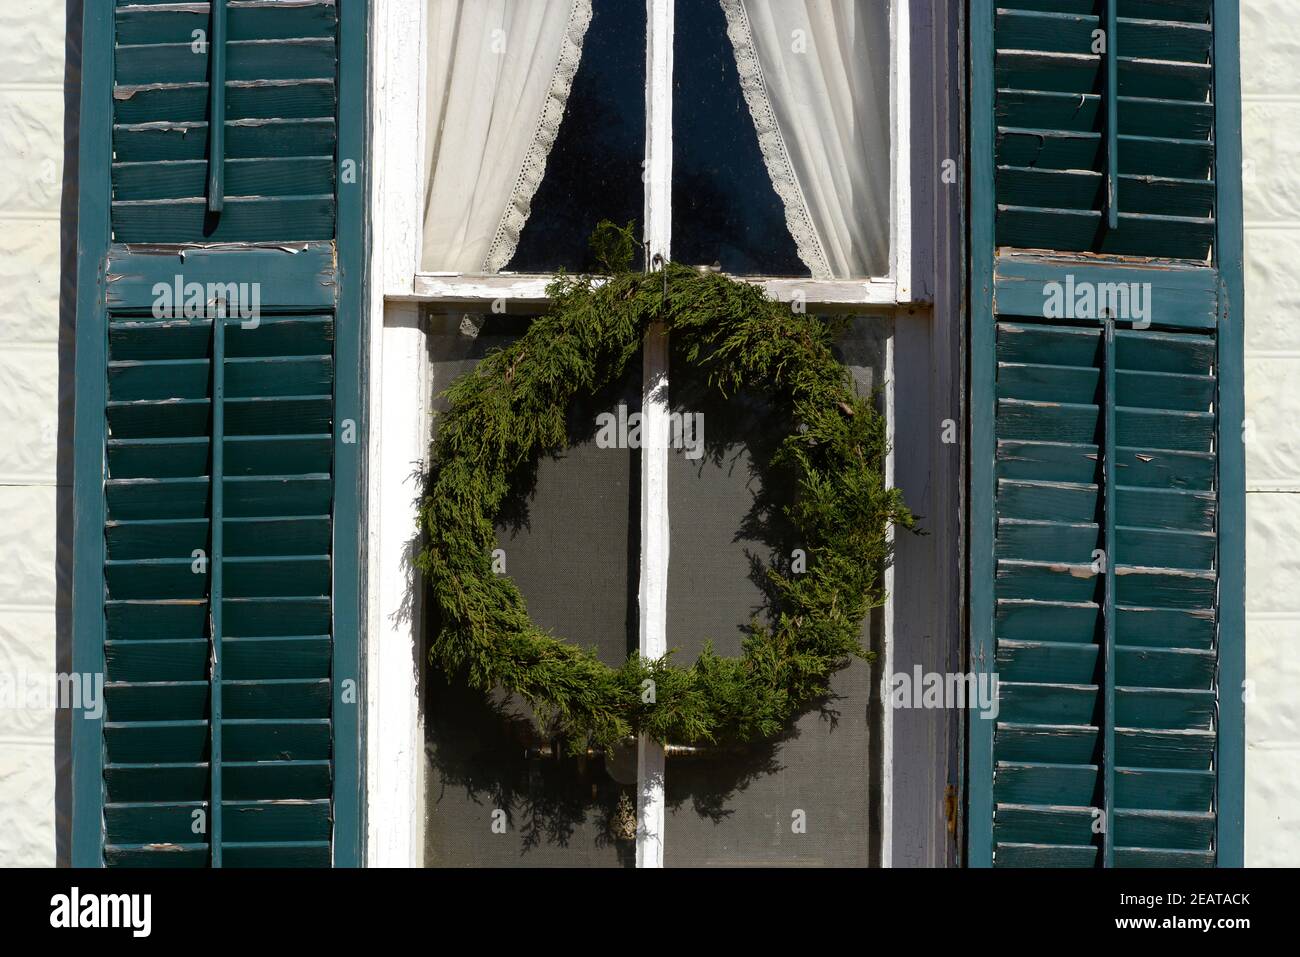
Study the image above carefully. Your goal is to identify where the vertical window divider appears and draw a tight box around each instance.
[636,0,674,870]
[209,315,226,867]
[1102,316,1117,868]
[890,0,912,300]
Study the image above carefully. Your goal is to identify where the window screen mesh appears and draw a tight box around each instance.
[423,313,640,867]
[421,314,889,867]
[663,318,888,867]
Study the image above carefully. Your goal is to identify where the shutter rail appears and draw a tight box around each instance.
[209,312,226,866]
[206,0,227,214]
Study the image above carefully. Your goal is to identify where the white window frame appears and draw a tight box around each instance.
[365,0,941,868]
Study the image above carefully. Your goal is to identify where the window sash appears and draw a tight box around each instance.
[380,0,915,304]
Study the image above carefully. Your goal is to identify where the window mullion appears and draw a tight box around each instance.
[644,0,673,260]
[636,0,673,870]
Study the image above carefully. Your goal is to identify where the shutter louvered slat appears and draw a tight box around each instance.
[1004,1,1211,22]
[115,0,339,45]
[115,38,337,85]
[114,119,336,163]
[113,80,337,125]
[998,11,1211,59]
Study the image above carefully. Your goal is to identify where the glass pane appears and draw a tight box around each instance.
[421,0,646,274]
[663,318,889,866]
[422,313,641,867]
[672,0,803,276]
[673,0,892,278]
[510,1,647,272]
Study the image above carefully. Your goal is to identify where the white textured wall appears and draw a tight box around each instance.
[1243,3,1300,867]
[0,3,68,866]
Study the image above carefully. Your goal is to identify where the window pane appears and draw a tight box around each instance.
[663,318,889,866]
[510,2,646,272]
[672,0,804,276]
[422,313,641,867]
[673,1,892,278]
[421,0,645,274]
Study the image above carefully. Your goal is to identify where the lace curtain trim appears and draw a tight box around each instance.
[481,0,594,274]
[719,0,831,279]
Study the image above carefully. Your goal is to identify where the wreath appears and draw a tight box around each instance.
[416,223,913,750]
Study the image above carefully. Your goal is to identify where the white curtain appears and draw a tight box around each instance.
[421,0,592,273]
[720,0,891,278]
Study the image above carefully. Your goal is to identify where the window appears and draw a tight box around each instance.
[373,0,923,868]
[403,0,906,301]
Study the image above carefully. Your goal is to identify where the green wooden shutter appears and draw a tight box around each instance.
[72,0,367,867]
[969,0,1245,867]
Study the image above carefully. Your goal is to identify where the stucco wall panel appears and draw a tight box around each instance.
[1242,1,1300,97]
[1244,229,1300,354]
[0,347,60,483]
[0,4,65,86]
[0,742,56,866]
[0,610,57,742]
[0,486,59,610]
[0,90,64,214]
[1245,618,1300,745]
[1245,746,1300,867]
[1243,102,1300,223]
[1245,355,1300,487]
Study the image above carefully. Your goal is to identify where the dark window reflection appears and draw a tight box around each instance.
[672,0,806,276]
[509,2,646,273]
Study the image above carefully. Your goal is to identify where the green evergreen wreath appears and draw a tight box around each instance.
[416,223,913,750]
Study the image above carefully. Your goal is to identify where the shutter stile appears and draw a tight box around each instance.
[972,0,1242,867]
[75,0,361,867]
